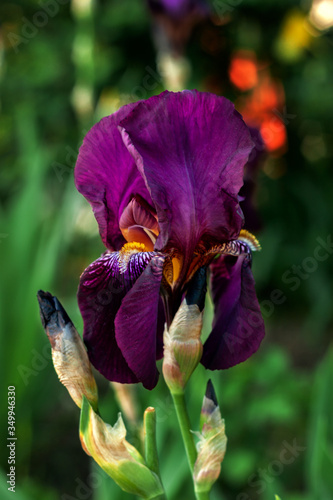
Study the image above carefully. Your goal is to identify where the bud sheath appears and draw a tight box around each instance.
[37,290,98,411]
[193,380,227,494]
[80,397,165,499]
[162,302,203,394]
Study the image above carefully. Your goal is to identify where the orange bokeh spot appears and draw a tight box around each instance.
[234,64,288,155]
[260,118,287,153]
[253,76,284,112]
[229,52,258,91]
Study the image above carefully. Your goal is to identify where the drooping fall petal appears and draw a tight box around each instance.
[201,254,265,369]
[78,251,163,387]
[115,255,166,390]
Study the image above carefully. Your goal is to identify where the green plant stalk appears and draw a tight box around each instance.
[71,0,95,129]
[171,392,214,500]
[144,407,161,477]
[144,407,167,500]
[171,392,197,471]
[194,491,210,500]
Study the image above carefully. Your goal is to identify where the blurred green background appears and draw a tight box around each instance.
[1,0,333,499]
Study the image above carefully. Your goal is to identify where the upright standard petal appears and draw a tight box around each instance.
[201,255,265,369]
[120,90,254,269]
[75,102,152,251]
[239,127,266,232]
[78,250,161,386]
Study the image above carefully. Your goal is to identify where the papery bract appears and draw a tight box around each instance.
[80,397,164,499]
[37,290,98,411]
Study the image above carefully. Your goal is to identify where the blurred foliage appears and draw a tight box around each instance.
[0,0,333,499]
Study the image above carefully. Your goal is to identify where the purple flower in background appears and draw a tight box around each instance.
[146,0,209,55]
[75,90,265,390]
[147,0,208,19]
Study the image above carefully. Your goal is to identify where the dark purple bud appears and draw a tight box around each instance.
[37,290,71,334]
[185,266,207,311]
[205,379,218,408]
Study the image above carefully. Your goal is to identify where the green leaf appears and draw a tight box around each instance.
[307,347,333,499]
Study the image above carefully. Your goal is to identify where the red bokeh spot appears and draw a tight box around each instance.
[260,118,287,153]
[229,52,258,91]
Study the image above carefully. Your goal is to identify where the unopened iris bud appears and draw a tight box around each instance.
[37,290,98,411]
[162,302,203,394]
[193,380,227,495]
[162,267,206,394]
[80,397,165,499]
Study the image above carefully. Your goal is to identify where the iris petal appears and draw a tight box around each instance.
[148,0,208,18]
[74,90,265,383]
[120,90,254,273]
[74,103,152,251]
[78,250,161,385]
[239,127,266,232]
[201,254,265,369]
[119,196,159,236]
[115,255,166,390]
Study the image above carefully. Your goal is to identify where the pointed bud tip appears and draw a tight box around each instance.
[185,266,207,311]
[195,380,227,490]
[205,379,218,407]
[37,290,71,330]
[37,290,56,328]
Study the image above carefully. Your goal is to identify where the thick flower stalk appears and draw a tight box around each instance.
[74,90,265,391]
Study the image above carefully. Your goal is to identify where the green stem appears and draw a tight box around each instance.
[144,407,167,500]
[171,392,197,471]
[71,0,95,129]
[144,407,161,477]
[194,491,210,500]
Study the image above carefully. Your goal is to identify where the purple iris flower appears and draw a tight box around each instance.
[146,0,209,55]
[75,90,265,390]
[147,0,208,18]
[239,127,266,233]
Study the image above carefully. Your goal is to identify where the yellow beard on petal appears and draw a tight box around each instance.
[118,242,149,274]
[120,242,148,254]
[238,229,261,251]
